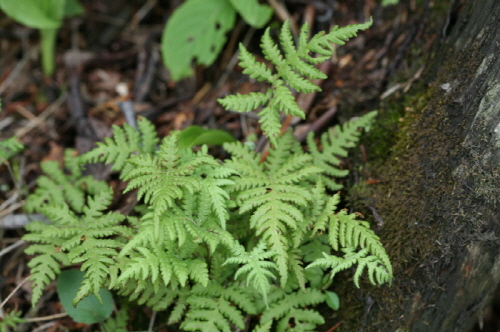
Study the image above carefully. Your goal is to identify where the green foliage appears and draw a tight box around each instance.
[0,136,23,164]
[99,308,129,332]
[57,269,114,324]
[0,0,83,75]
[227,0,273,28]
[81,116,159,178]
[0,309,25,332]
[382,0,399,5]
[307,111,378,190]
[0,99,24,164]
[325,291,340,311]
[23,19,391,332]
[219,18,373,146]
[261,288,326,331]
[161,0,273,81]
[178,125,236,149]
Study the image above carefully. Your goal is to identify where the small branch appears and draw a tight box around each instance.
[15,93,67,138]
[0,276,30,310]
[148,310,157,332]
[24,312,68,323]
[0,240,26,258]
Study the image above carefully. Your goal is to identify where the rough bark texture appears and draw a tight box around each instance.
[343,0,500,331]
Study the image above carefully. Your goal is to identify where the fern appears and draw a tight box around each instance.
[100,308,129,332]
[24,186,132,305]
[307,247,392,288]
[0,136,23,164]
[25,150,108,214]
[307,111,378,190]
[0,309,25,332]
[223,241,278,306]
[260,287,326,332]
[23,18,392,332]
[224,132,323,286]
[81,117,159,178]
[219,19,373,146]
[181,282,258,332]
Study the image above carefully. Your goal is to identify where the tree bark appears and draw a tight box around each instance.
[342,0,500,331]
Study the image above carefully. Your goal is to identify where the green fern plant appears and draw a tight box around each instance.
[23,18,391,332]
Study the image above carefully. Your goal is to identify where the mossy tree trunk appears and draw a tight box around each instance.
[342,1,500,331]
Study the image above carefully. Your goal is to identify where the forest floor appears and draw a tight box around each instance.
[0,1,458,331]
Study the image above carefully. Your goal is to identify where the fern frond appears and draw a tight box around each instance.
[26,161,84,212]
[252,321,273,332]
[325,17,374,46]
[117,240,209,290]
[25,159,108,214]
[288,249,306,290]
[24,244,70,306]
[271,82,305,117]
[306,248,392,287]
[182,283,257,332]
[226,135,323,286]
[328,208,392,275]
[223,241,277,305]
[166,287,191,324]
[197,166,235,228]
[307,111,377,190]
[71,241,120,305]
[219,19,372,146]
[124,133,220,236]
[137,116,160,153]
[99,308,128,332]
[81,116,159,177]
[260,288,326,331]
[81,123,139,173]
[311,189,341,234]
[24,185,130,305]
[0,136,23,163]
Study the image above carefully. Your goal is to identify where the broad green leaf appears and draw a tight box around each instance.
[64,0,84,16]
[161,0,236,81]
[382,0,399,5]
[178,125,236,148]
[57,269,114,324]
[325,291,340,311]
[0,0,64,29]
[228,0,273,28]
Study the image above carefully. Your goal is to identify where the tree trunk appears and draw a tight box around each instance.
[342,0,500,331]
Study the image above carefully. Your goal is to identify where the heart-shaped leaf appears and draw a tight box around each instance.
[57,269,114,324]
